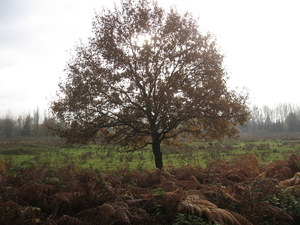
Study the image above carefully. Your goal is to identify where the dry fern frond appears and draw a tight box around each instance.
[160,169,174,179]
[112,201,128,210]
[161,189,187,217]
[230,153,259,176]
[57,215,86,225]
[125,199,147,206]
[99,179,115,197]
[113,200,150,224]
[126,185,152,198]
[258,202,293,223]
[190,175,202,187]
[230,183,251,202]
[127,207,151,225]
[22,206,36,219]
[230,211,253,225]
[288,154,300,173]
[106,176,123,187]
[1,200,22,217]
[134,207,149,218]
[178,199,215,222]
[115,208,131,225]
[275,166,293,180]
[225,167,249,182]
[253,178,280,196]
[44,219,58,225]
[198,205,213,222]
[256,171,267,180]
[185,190,206,200]
[98,203,115,223]
[178,200,197,215]
[279,172,300,187]
[203,189,240,210]
[192,199,217,209]
[49,192,73,216]
[211,208,241,225]
[178,197,251,225]
[291,171,300,179]
[111,201,131,224]
[259,160,294,181]
[19,183,54,207]
[76,207,99,220]
[115,195,134,202]
[37,183,56,194]
[0,159,7,174]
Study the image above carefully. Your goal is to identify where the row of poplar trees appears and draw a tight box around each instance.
[0,108,54,138]
[240,103,300,133]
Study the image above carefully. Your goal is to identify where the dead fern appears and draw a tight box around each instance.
[19,183,54,208]
[112,202,131,224]
[257,160,293,181]
[230,211,255,225]
[98,203,115,224]
[226,168,247,182]
[287,154,300,173]
[0,158,7,174]
[252,178,280,197]
[22,206,36,219]
[76,207,99,221]
[161,189,187,218]
[258,202,293,224]
[115,208,131,224]
[279,172,300,187]
[0,200,23,224]
[49,192,74,217]
[230,183,252,203]
[203,189,240,210]
[57,215,86,225]
[178,197,253,225]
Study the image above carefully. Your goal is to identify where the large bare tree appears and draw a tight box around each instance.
[50,0,250,169]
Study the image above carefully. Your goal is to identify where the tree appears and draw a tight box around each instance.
[2,112,15,138]
[286,112,300,132]
[33,107,40,137]
[50,0,250,169]
[22,114,32,137]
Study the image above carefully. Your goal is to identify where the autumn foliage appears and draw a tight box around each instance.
[1,153,300,224]
[50,0,250,169]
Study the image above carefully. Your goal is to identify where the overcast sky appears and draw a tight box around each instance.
[1,0,300,118]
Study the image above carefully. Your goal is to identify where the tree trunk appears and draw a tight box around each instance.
[152,138,163,170]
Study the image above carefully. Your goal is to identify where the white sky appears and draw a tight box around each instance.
[1,0,300,118]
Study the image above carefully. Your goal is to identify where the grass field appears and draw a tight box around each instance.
[1,133,300,171]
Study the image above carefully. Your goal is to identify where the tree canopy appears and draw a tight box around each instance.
[50,0,250,169]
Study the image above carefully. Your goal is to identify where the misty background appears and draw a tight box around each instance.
[1,0,300,119]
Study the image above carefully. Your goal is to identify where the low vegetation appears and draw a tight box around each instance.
[1,135,300,224]
[1,134,300,170]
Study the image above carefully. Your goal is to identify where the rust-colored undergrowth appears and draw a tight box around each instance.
[1,153,300,225]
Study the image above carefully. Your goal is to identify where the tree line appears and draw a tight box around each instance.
[0,107,55,138]
[1,103,299,138]
[240,103,300,133]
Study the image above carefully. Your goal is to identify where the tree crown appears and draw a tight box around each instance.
[51,0,250,150]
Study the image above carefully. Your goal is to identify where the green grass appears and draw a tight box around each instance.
[1,136,300,171]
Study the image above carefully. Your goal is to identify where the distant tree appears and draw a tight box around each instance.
[22,115,32,137]
[50,0,250,169]
[273,119,283,132]
[286,112,300,132]
[4,118,15,138]
[33,107,39,136]
[2,112,15,138]
[264,115,272,132]
[41,117,56,137]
